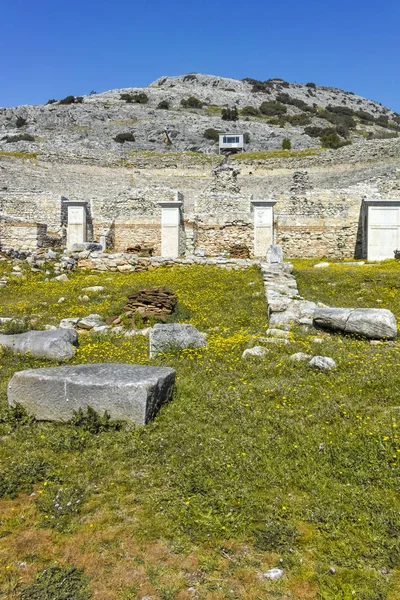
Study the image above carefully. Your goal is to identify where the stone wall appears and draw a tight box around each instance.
[0,215,48,249]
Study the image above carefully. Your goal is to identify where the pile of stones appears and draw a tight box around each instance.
[122,288,177,323]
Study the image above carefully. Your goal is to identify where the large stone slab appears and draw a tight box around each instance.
[313,307,397,340]
[150,323,207,358]
[8,363,176,425]
[0,328,78,361]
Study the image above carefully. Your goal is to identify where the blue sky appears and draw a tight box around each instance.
[1,0,399,110]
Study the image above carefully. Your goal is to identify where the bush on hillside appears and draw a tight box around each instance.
[355,110,375,122]
[375,115,389,127]
[5,133,35,143]
[326,105,355,116]
[114,132,135,143]
[16,116,27,128]
[75,96,84,103]
[320,132,351,149]
[203,128,220,142]
[46,99,57,105]
[282,138,291,150]
[259,101,287,116]
[157,99,170,109]
[181,96,203,109]
[244,132,251,144]
[306,82,316,88]
[276,93,311,112]
[132,92,148,104]
[305,126,336,138]
[59,95,76,105]
[221,107,238,121]
[286,113,311,126]
[241,106,260,116]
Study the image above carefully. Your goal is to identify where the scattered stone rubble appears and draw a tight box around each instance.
[123,288,177,323]
[0,328,78,361]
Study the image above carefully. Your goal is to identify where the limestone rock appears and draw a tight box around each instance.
[150,323,207,357]
[242,346,269,358]
[7,363,176,425]
[289,352,312,361]
[0,328,78,361]
[266,328,289,338]
[309,356,336,370]
[313,307,397,339]
[264,568,284,580]
[314,262,330,268]
[55,273,68,282]
[82,286,104,292]
[266,244,283,264]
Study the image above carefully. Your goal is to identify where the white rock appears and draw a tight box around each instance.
[289,352,312,361]
[57,297,66,303]
[309,356,336,370]
[82,286,104,292]
[313,262,330,268]
[264,568,284,580]
[242,346,269,358]
[266,328,290,338]
[59,318,80,329]
[55,274,68,282]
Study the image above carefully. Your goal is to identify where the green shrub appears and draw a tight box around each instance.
[70,406,123,433]
[183,73,198,82]
[320,132,351,149]
[355,109,375,122]
[244,132,251,144]
[16,116,27,128]
[305,126,336,138]
[254,519,301,552]
[259,101,287,116]
[326,105,355,116]
[120,93,133,103]
[132,92,148,104]
[1,317,30,334]
[181,96,203,109]
[157,100,170,109]
[286,113,311,126]
[282,137,291,150]
[114,132,135,143]
[0,459,51,499]
[276,93,310,112]
[203,128,220,142]
[75,96,84,104]
[0,403,34,432]
[5,133,35,143]
[375,114,389,127]
[19,566,91,600]
[46,99,57,105]
[58,95,76,105]
[221,107,238,121]
[306,82,316,88]
[241,106,260,116]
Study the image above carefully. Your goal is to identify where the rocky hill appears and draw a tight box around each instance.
[0,73,399,162]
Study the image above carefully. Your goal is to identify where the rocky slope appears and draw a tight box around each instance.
[0,73,399,162]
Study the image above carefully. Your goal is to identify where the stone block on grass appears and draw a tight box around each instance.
[313,307,397,340]
[150,323,207,358]
[8,363,176,425]
[0,328,78,361]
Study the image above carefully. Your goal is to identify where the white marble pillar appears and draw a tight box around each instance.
[159,201,182,257]
[251,200,276,257]
[67,203,87,248]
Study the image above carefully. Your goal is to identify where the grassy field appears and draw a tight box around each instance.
[0,260,400,599]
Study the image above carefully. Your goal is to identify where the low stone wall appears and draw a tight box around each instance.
[73,251,259,272]
[0,216,48,250]
[276,224,358,259]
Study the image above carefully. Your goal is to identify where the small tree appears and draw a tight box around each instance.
[203,128,220,142]
[132,93,148,104]
[114,132,135,143]
[282,138,291,150]
[320,132,349,149]
[157,100,170,110]
[241,106,260,116]
[16,116,27,128]
[259,101,287,116]
[181,96,203,109]
[221,107,238,121]
[59,95,76,105]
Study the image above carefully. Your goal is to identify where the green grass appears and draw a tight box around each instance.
[1,261,400,599]
[232,148,322,161]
